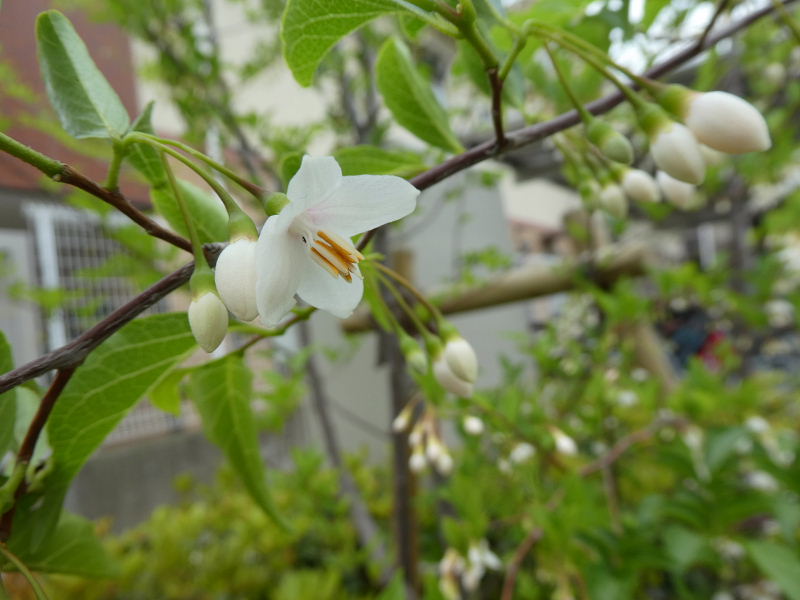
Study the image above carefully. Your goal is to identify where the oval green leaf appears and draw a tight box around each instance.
[36,10,130,139]
[376,37,463,153]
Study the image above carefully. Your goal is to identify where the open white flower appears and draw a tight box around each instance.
[255,155,419,326]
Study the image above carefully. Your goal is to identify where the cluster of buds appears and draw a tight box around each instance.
[439,540,503,599]
[399,324,479,398]
[188,211,260,353]
[394,404,455,476]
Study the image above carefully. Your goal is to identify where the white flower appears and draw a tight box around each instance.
[255,155,419,325]
[444,336,478,383]
[435,450,454,475]
[685,91,771,154]
[598,183,627,218]
[409,449,427,473]
[188,291,228,352]
[509,442,536,464]
[622,169,660,203]
[745,470,779,492]
[463,415,485,435]
[214,238,258,321]
[745,416,770,435]
[657,171,698,210]
[434,356,474,397]
[650,122,705,184]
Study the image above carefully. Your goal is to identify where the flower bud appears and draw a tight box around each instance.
[409,448,427,473]
[586,118,634,164]
[622,169,660,204]
[509,442,536,464]
[685,91,771,154]
[598,183,628,218]
[443,336,478,383]
[214,238,258,321]
[462,415,485,435]
[435,450,454,475]
[188,291,229,352]
[392,404,414,433]
[551,427,577,456]
[657,171,699,210]
[650,121,705,184]
[433,356,473,397]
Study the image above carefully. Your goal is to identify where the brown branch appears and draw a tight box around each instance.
[697,0,733,49]
[488,66,507,148]
[0,367,76,541]
[500,526,544,600]
[58,165,191,252]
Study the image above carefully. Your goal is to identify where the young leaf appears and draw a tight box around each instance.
[376,37,463,153]
[151,179,228,244]
[20,313,196,549]
[0,332,16,458]
[189,355,286,528]
[128,102,167,187]
[36,10,130,139]
[7,512,120,578]
[148,367,188,416]
[282,0,421,86]
[748,541,800,600]
[334,145,427,177]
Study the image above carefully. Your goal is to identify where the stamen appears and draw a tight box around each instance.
[310,248,341,277]
[318,230,364,262]
[313,242,352,276]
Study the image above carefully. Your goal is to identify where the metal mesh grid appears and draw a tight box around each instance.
[25,203,197,446]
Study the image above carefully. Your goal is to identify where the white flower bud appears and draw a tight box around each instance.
[650,122,705,184]
[462,563,484,592]
[622,169,660,204]
[657,171,698,210]
[476,539,502,570]
[408,424,424,447]
[188,291,228,353]
[598,184,628,218]
[463,415,485,435]
[685,91,771,154]
[214,238,258,321]
[426,436,444,463]
[435,450,454,475]
[745,470,779,492]
[434,356,473,397]
[444,336,478,383]
[552,428,577,456]
[509,442,536,464]
[745,416,770,435]
[392,406,413,433]
[409,449,427,473]
[700,144,725,166]
[765,299,794,328]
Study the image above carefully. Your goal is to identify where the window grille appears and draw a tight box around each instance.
[24,203,196,445]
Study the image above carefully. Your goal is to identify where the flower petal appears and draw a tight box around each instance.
[296,267,364,319]
[255,218,306,326]
[286,155,342,211]
[306,174,419,237]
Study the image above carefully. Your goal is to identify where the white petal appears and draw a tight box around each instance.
[296,267,364,319]
[287,155,342,211]
[255,219,306,327]
[650,122,705,184]
[214,239,258,321]
[305,174,419,237]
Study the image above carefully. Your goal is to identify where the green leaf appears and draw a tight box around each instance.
[282,0,421,86]
[334,145,427,177]
[128,102,167,186]
[148,367,188,416]
[151,179,228,243]
[16,313,196,550]
[0,332,16,458]
[7,512,120,578]
[748,541,800,600]
[189,355,286,528]
[376,37,463,153]
[36,10,130,139]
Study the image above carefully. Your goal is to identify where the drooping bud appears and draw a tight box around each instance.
[462,415,485,435]
[586,118,634,165]
[392,403,415,433]
[657,171,699,210]
[409,448,427,473]
[188,291,228,353]
[443,336,478,383]
[433,357,474,397]
[399,333,428,374]
[509,442,536,464]
[684,91,771,154]
[598,183,628,218]
[550,427,578,456]
[622,169,660,204]
[640,104,705,184]
[435,449,454,475]
[214,238,258,321]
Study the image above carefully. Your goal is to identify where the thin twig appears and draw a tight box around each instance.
[500,526,544,600]
[488,66,507,148]
[0,368,76,541]
[697,0,732,50]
